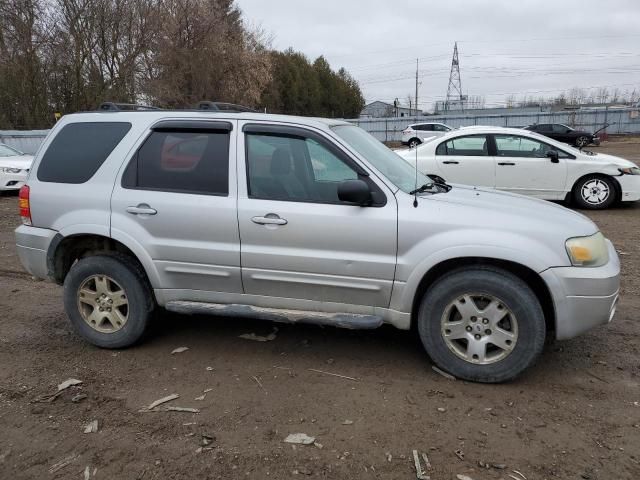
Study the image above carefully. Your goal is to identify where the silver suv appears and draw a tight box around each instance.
[15,109,620,382]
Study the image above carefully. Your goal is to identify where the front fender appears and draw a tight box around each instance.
[391,230,566,314]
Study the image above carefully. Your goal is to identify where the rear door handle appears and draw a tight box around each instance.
[498,162,516,166]
[252,214,287,226]
[442,161,459,164]
[126,204,157,215]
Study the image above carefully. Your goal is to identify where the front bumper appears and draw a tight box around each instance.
[617,173,640,202]
[0,171,28,190]
[15,225,58,279]
[541,240,620,340]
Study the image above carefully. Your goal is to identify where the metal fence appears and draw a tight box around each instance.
[0,130,49,154]
[2,106,640,152]
[347,107,640,142]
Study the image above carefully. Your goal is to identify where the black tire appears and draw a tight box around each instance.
[408,138,421,148]
[63,254,154,348]
[417,267,546,383]
[572,175,617,210]
[575,136,589,147]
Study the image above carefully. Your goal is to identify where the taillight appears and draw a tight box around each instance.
[19,185,31,225]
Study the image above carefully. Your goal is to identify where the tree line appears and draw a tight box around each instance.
[0,0,365,129]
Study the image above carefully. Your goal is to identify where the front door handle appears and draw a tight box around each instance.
[126,204,157,215]
[498,162,516,166]
[442,161,459,164]
[252,214,287,226]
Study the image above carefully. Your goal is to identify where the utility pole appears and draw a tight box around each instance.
[415,58,419,116]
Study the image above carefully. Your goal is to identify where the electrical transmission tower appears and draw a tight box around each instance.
[445,42,466,112]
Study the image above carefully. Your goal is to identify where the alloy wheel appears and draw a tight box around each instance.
[77,274,129,333]
[440,293,518,365]
[580,178,610,206]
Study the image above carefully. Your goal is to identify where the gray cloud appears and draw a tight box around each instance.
[237,0,640,109]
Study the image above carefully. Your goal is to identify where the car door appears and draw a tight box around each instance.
[434,134,495,187]
[110,120,243,294]
[493,133,568,199]
[236,122,397,309]
[418,124,435,142]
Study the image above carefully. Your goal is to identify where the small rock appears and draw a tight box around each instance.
[58,378,83,391]
[206,366,214,371]
[457,475,474,480]
[201,433,215,446]
[31,405,44,415]
[171,347,189,354]
[342,420,354,425]
[83,420,99,434]
[437,407,446,413]
[492,463,507,469]
[284,433,315,445]
[71,393,87,403]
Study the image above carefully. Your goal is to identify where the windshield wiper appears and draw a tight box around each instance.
[409,174,452,195]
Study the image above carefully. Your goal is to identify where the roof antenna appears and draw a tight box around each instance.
[413,143,419,207]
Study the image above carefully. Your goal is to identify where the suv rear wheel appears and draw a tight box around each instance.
[417,267,546,383]
[63,254,154,348]
[408,138,421,148]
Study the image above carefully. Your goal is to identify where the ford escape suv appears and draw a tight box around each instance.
[15,108,620,382]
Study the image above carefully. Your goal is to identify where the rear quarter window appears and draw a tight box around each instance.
[37,122,131,183]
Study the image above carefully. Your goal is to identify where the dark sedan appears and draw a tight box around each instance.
[525,123,599,148]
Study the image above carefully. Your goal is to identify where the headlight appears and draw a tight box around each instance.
[565,232,609,267]
[0,167,22,174]
[619,166,640,175]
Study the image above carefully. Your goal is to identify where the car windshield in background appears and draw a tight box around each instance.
[332,125,430,194]
[0,145,22,157]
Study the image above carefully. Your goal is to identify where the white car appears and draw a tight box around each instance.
[396,126,640,209]
[401,122,451,148]
[0,144,33,191]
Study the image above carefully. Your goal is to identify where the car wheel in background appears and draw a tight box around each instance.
[417,267,546,383]
[63,254,154,348]
[575,136,590,147]
[408,138,421,148]
[573,175,617,210]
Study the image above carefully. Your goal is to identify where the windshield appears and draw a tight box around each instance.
[332,125,429,193]
[0,144,22,157]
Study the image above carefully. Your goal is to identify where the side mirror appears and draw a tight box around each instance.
[546,150,560,163]
[338,179,371,206]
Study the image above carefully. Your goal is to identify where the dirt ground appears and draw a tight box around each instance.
[1,138,639,480]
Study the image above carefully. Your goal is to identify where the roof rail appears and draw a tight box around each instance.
[98,102,161,111]
[195,101,256,113]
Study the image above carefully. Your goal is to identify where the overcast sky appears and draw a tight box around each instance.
[236,0,640,110]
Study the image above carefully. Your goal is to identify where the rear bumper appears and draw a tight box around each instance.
[541,240,620,340]
[617,174,640,202]
[15,225,58,279]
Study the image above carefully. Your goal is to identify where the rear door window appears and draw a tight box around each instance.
[436,135,489,156]
[122,130,230,195]
[37,122,131,183]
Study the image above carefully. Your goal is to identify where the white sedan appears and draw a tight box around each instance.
[396,126,640,209]
[0,144,33,191]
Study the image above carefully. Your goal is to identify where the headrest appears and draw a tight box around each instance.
[271,148,292,175]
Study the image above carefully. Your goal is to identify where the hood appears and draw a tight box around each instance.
[0,155,33,169]
[427,184,596,234]
[397,184,599,270]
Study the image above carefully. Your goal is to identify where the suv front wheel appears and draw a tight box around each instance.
[63,254,154,348]
[417,267,546,383]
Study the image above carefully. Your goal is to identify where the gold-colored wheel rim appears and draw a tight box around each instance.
[77,275,129,333]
